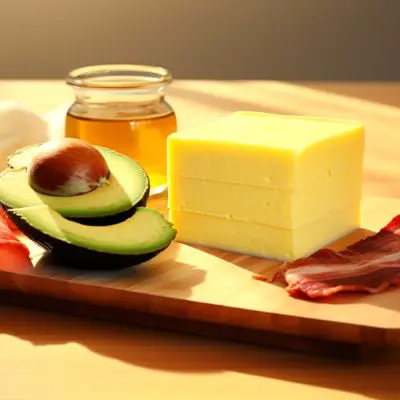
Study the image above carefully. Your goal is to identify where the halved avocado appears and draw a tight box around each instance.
[0,143,150,225]
[6,205,177,269]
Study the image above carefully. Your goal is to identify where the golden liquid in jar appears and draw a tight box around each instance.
[65,111,177,192]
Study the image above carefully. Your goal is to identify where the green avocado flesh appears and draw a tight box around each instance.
[10,205,177,255]
[0,144,149,218]
[0,142,177,268]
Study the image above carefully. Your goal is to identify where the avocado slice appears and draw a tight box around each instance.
[7,205,177,269]
[0,144,150,222]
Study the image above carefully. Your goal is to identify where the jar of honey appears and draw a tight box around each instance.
[65,64,177,196]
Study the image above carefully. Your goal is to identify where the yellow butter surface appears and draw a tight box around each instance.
[168,176,362,229]
[167,111,365,190]
[170,206,360,261]
[167,111,365,260]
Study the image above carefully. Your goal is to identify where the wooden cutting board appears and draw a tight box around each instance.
[1,195,400,357]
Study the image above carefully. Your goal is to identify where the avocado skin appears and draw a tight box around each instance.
[66,184,150,226]
[1,203,168,270]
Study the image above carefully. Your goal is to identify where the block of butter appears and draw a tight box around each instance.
[167,111,365,261]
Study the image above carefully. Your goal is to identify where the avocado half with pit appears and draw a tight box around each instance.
[0,142,177,269]
[1,143,150,225]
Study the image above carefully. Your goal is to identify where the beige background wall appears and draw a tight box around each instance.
[0,0,398,80]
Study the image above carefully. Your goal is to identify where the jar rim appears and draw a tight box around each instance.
[66,64,172,89]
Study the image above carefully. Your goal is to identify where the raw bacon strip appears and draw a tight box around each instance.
[0,207,20,234]
[0,217,33,273]
[254,215,400,300]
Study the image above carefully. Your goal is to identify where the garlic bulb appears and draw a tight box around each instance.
[0,101,51,171]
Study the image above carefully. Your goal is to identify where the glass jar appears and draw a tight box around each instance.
[65,64,177,196]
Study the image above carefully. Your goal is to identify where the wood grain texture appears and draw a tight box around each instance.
[1,196,400,353]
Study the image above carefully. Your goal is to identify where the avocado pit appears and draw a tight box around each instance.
[27,138,110,197]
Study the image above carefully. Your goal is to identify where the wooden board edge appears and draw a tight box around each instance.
[1,268,399,350]
[0,289,383,361]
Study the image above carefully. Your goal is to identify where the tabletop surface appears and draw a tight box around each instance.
[1,79,400,400]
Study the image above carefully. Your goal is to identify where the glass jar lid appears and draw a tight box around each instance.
[66,64,172,90]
